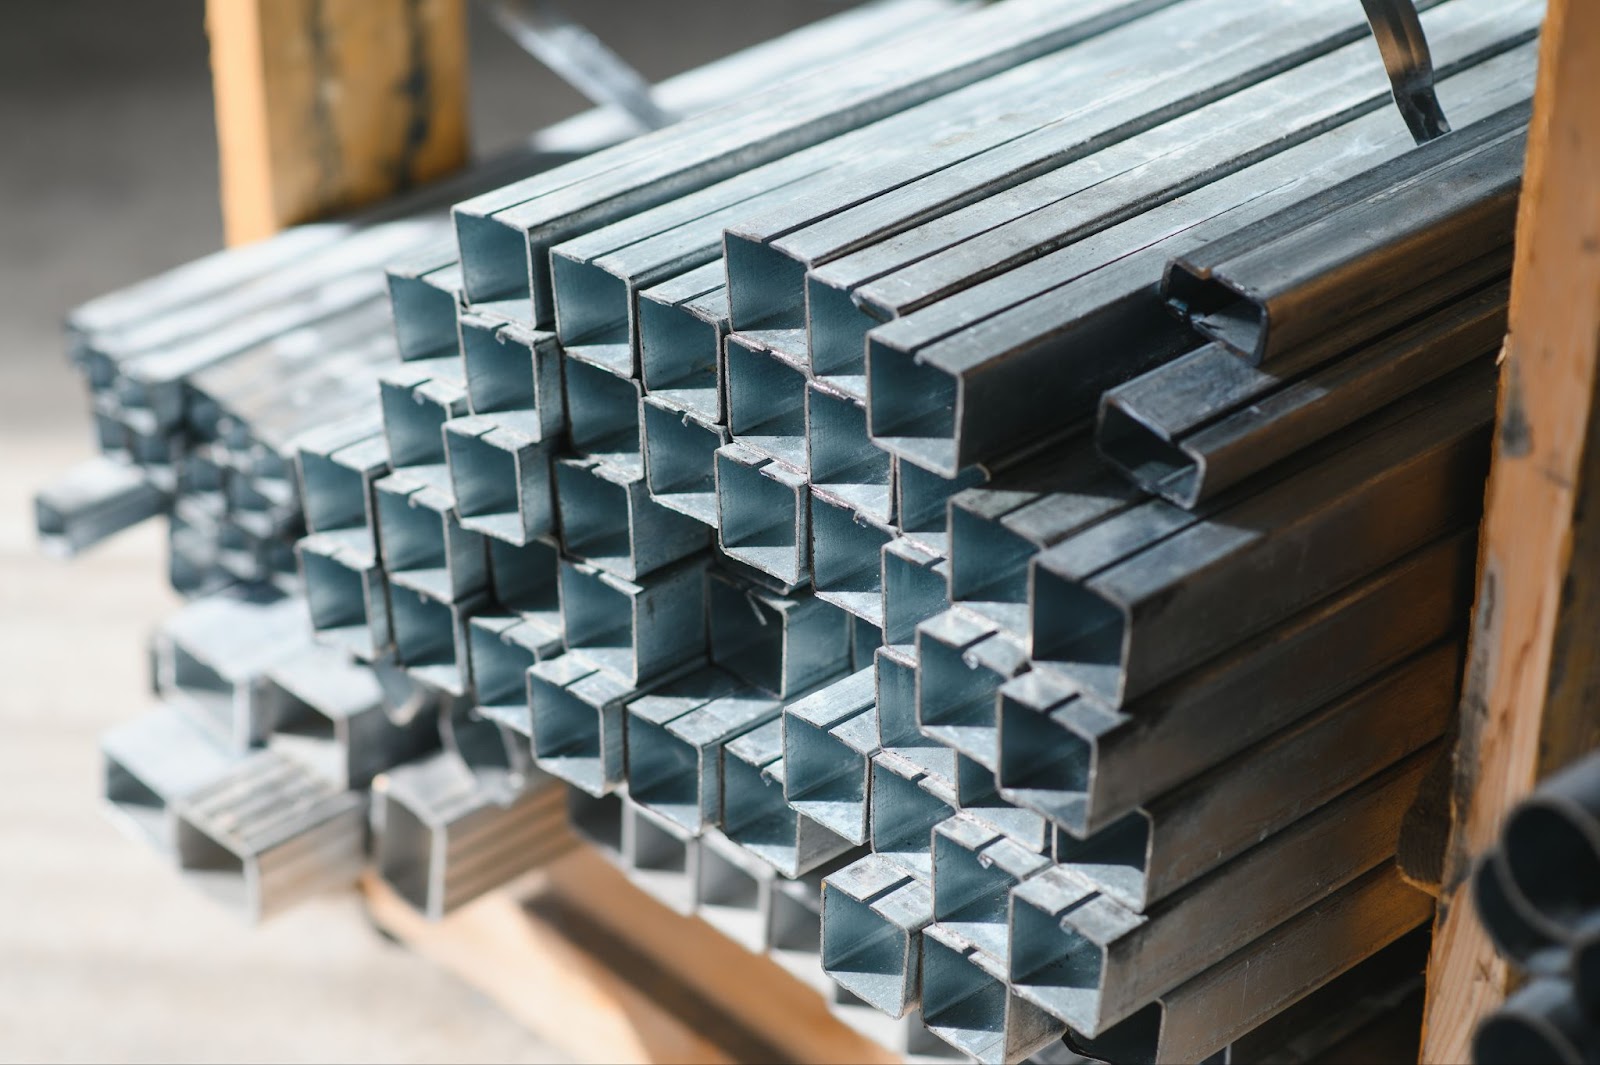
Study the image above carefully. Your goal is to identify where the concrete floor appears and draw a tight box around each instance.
[0,4,847,1061]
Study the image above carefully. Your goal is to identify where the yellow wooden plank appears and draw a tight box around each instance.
[365,867,735,1065]
[206,0,469,244]
[1420,2,1600,1060]
[365,848,905,1065]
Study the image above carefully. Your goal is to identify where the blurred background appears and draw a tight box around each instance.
[0,4,851,1061]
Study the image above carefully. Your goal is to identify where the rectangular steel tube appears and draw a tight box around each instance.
[864,56,1536,475]
[803,0,1498,380]
[1031,364,1491,705]
[1009,748,1432,1035]
[456,0,1176,314]
[1055,640,1460,911]
[1164,119,1524,363]
[1100,273,1509,506]
[998,529,1474,836]
[1066,865,1432,1064]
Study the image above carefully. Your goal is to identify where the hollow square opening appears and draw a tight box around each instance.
[807,276,879,380]
[726,340,807,462]
[1097,403,1198,503]
[627,806,689,875]
[697,842,767,949]
[871,764,953,876]
[883,547,947,646]
[811,497,890,600]
[640,296,721,401]
[852,618,883,671]
[169,644,235,739]
[723,753,796,861]
[922,937,1007,1057]
[448,429,519,522]
[462,316,538,413]
[708,579,786,694]
[390,588,456,669]
[389,274,458,359]
[822,884,909,1013]
[555,463,632,565]
[897,462,982,538]
[716,452,802,584]
[559,563,634,661]
[918,635,1007,761]
[1030,570,1127,699]
[566,788,623,858]
[643,399,720,498]
[934,833,1014,932]
[1166,268,1265,359]
[301,550,368,632]
[529,677,601,764]
[770,881,822,956]
[377,489,446,575]
[469,622,535,707]
[1009,896,1103,996]
[488,538,559,615]
[1055,812,1151,909]
[875,649,921,749]
[105,758,167,849]
[786,713,867,816]
[377,793,436,913]
[564,359,639,458]
[380,380,450,468]
[175,817,249,913]
[552,256,629,350]
[726,234,806,334]
[457,212,531,303]
[626,718,700,828]
[996,695,1092,807]
[809,386,887,487]
[298,450,366,533]
[868,339,958,475]
[950,507,1034,606]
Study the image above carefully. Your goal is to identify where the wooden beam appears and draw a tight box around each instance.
[1421,2,1600,1060]
[206,0,469,245]
[364,848,905,1065]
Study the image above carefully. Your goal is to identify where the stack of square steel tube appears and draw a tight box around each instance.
[40,0,1543,1060]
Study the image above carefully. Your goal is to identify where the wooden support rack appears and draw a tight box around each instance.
[363,846,902,1065]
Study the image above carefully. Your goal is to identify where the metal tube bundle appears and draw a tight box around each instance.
[51,0,950,929]
[35,0,1548,1060]
[1470,749,1600,1065]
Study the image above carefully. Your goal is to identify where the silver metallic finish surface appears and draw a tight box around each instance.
[374,750,572,920]
[173,751,367,922]
[35,456,168,557]
[722,721,856,878]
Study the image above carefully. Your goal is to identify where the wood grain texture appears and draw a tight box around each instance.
[207,0,469,245]
[364,847,905,1065]
[1421,2,1600,1060]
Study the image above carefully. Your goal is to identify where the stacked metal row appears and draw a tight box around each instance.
[1470,750,1600,1065]
[39,0,1544,1061]
[39,0,973,1035]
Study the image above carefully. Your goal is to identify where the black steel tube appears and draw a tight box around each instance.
[1100,273,1508,507]
[1474,979,1595,1065]
[1162,112,1523,364]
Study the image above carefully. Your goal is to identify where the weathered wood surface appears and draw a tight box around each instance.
[206,0,469,245]
[1421,1,1600,1060]
[364,846,904,1065]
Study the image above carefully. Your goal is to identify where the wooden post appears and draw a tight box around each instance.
[1421,2,1600,1060]
[206,0,469,246]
